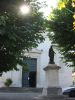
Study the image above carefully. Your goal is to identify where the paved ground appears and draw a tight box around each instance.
[0,88,74,100]
[0,92,75,100]
[0,92,41,100]
[0,88,42,100]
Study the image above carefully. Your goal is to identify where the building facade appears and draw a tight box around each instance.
[0,37,73,88]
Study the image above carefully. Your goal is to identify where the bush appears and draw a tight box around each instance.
[4,78,12,87]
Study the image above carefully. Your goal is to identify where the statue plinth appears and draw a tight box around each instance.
[44,64,61,87]
[44,64,61,71]
[42,64,62,96]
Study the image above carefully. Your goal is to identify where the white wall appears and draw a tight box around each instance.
[59,61,73,88]
[11,65,22,87]
[0,65,22,87]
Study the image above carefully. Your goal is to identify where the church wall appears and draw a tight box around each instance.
[59,61,73,88]
[0,65,22,87]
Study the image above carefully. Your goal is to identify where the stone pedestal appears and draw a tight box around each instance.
[42,64,62,96]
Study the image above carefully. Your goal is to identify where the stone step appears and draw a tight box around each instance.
[0,87,43,93]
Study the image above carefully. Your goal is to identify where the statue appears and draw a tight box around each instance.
[49,45,55,64]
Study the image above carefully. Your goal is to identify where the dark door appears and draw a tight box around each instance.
[29,71,36,87]
[22,58,37,87]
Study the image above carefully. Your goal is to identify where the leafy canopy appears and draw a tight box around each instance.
[47,0,75,67]
[0,0,45,72]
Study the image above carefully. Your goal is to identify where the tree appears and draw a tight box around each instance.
[0,0,45,72]
[47,0,75,67]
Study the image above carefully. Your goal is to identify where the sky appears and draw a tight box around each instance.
[38,0,57,17]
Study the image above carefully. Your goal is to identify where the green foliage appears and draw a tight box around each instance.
[0,0,45,72]
[47,0,75,67]
[4,78,13,87]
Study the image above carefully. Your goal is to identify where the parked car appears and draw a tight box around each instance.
[62,87,75,97]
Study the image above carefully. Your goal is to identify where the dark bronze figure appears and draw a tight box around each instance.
[49,45,55,64]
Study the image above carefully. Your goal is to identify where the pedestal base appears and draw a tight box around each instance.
[47,87,62,95]
[42,87,62,96]
[44,64,61,87]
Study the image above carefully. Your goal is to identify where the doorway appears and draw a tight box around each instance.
[22,58,37,87]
